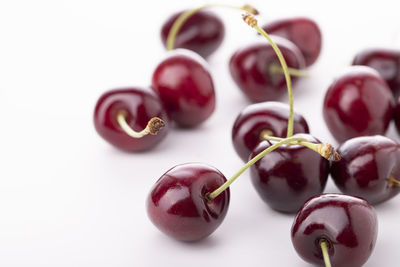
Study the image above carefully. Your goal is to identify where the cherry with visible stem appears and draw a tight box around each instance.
[331,135,400,205]
[94,88,168,151]
[163,4,258,58]
[229,36,307,102]
[151,49,215,127]
[291,194,378,267]
[352,48,400,97]
[249,134,331,213]
[323,66,394,143]
[262,17,322,66]
[147,163,230,241]
[232,101,309,162]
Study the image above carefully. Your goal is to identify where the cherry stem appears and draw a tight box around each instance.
[117,111,165,138]
[269,64,309,77]
[320,240,332,267]
[260,133,341,162]
[207,136,305,200]
[388,175,400,187]
[243,14,294,138]
[166,4,259,51]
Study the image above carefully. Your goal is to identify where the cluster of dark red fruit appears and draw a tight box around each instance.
[93,4,400,267]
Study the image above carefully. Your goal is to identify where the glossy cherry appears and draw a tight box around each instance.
[152,49,216,127]
[94,88,168,151]
[331,135,400,205]
[232,102,310,162]
[352,48,400,97]
[323,66,393,143]
[395,97,400,134]
[147,163,230,241]
[229,36,305,102]
[161,10,225,58]
[249,133,329,213]
[262,17,322,67]
[291,194,378,267]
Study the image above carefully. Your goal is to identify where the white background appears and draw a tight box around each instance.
[1,0,399,266]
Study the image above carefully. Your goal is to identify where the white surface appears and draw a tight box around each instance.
[1,0,399,266]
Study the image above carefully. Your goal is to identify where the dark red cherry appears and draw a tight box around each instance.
[161,10,225,58]
[291,194,378,267]
[94,88,168,151]
[352,48,400,97]
[229,37,306,102]
[249,133,329,213]
[331,135,400,205]
[395,97,400,134]
[147,163,230,242]
[262,17,322,67]
[232,102,310,162]
[152,49,216,127]
[323,66,393,143]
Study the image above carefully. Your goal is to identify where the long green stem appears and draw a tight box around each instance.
[117,111,165,138]
[320,240,332,267]
[260,134,341,161]
[166,4,258,50]
[207,137,305,200]
[243,14,294,138]
[269,64,308,77]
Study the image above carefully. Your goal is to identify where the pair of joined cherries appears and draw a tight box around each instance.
[161,9,322,103]
[323,48,400,143]
[94,49,216,151]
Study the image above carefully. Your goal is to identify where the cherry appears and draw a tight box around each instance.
[262,17,322,67]
[147,163,230,242]
[395,97,400,134]
[232,101,310,162]
[94,87,168,151]
[229,36,306,102]
[323,66,393,143]
[291,194,378,267]
[249,133,330,213]
[330,135,400,205]
[352,48,400,97]
[152,49,215,127]
[161,10,224,58]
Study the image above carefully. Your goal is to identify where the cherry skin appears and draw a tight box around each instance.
[330,135,400,205]
[323,66,393,143]
[249,133,329,213]
[147,163,230,242]
[152,49,216,127]
[291,194,378,267]
[395,97,400,134]
[262,17,322,66]
[161,10,225,58]
[94,87,168,151]
[352,48,400,97]
[232,102,310,162]
[229,36,306,103]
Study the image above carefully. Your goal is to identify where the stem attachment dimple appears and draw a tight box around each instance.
[320,239,332,267]
[242,13,294,138]
[207,136,306,200]
[117,110,165,138]
[166,4,259,51]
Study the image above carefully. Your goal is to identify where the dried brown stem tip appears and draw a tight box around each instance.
[317,144,341,162]
[242,13,258,27]
[242,4,259,15]
[147,117,165,135]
